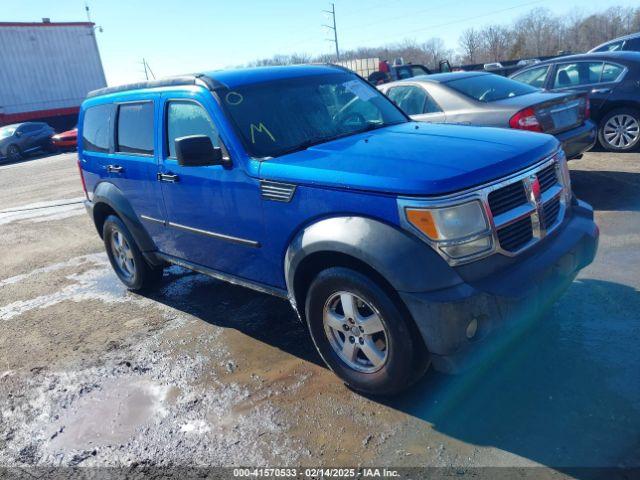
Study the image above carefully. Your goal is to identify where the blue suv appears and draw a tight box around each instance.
[78,65,598,394]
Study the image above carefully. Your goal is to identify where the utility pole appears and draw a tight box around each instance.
[85,2,92,22]
[322,3,340,61]
[142,58,149,80]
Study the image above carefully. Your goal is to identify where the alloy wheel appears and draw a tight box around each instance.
[603,114,640,150]
[110,230,136,280]
[323,291,389,373]
[7,145,20,161]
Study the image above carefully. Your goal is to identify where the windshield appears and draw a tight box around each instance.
[219,72,407,158]
[446,74,539,102]
[0,126,16,139]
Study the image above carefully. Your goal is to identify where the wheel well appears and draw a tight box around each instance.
[92,202,118,238]
[292,251,428,352]
[597,103,640,125]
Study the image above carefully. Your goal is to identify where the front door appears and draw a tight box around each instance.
[155,92,265,281]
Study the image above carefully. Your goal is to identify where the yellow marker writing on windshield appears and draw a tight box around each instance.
[250,123,276,143]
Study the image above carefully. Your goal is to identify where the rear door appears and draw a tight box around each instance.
[548,60,624,117]
[386,84,446,123]
[110,98,167,241]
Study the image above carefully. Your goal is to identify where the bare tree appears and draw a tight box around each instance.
[459,28,482,64]
[480,25,511,62]
[247,4,640,69]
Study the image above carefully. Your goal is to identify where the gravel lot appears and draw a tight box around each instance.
[0,150,639,475]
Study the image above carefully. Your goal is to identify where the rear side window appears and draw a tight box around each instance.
[446,74,538,102]
[601,63,625,82]
[594,40,624,52]
[511,65,550,88]
[627,38,640,51]
[82,104,114,153]
[553,62,603,88]
[387,85,442,115]
[116,102,154,155]
[166,101,219,158]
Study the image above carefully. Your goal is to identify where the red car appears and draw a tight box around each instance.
[51,127,77,150]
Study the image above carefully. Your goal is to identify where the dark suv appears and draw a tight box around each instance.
[511,52,640,152]
[0,122,55,162]
[78,65,598,394]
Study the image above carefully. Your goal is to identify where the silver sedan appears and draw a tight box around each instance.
[378,72,596,159]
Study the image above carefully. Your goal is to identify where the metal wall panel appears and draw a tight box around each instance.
[0,23,107,116]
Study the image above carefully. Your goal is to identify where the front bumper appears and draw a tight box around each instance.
[52,139,77,149]
[399,199,599,372]
[555,120,596,159]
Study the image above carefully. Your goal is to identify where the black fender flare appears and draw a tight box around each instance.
[284,216,463,311]
[91,181,158,255]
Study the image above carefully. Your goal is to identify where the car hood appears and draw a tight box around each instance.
[258,122,558,196]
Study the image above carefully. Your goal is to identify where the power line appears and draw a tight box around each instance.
[348,0,551,47]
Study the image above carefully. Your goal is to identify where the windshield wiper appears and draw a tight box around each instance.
[274,136,332,157]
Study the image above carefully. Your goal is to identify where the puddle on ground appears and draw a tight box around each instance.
[48,378,179,450]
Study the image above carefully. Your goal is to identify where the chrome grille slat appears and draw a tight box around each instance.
[486,153,567,255]
[488,181,527,216]
[537,164,557,192]
[497,216,533,252]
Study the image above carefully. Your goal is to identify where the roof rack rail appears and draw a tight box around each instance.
[87,75,202,98]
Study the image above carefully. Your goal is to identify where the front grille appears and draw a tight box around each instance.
[537,164,557,192]
[488,181,528,216]
[497,217,533,252]
[543,196,561,227]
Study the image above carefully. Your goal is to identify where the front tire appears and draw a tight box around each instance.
[103,215,163,291]
[6,144,22,162]
[598,108,640,152]
[305,267,429,395]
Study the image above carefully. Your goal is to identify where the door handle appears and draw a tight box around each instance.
[107,164,124,173]
[591,88,611,94]
[157,172,179,183]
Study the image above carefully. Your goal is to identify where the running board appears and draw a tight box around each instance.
[155,252,289,299]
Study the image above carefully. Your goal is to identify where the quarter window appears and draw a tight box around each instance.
[601,63,624,82]
[511,65,549,88]
[166,101,219,158]
[116,102,154,155]
[82,104,114,153]
[553,62,603,88]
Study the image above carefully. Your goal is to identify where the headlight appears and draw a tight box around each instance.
[404,200,493,261]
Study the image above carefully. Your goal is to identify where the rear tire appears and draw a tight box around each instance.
[598,108,640,152]
[305,267,429,395]
[103,215,163,291]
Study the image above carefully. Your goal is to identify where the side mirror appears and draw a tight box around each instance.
[175,135,224,167]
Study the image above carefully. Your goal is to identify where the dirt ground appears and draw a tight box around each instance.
[0,150,639,475]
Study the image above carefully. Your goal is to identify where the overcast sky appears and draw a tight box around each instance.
[8,0,640,85]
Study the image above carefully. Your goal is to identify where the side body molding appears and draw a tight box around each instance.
[284,216,464,308]
[91,181,159,256]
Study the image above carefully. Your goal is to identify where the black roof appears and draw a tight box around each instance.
[534,51,640,65]
[86,74,226,98]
